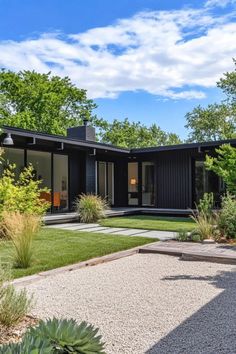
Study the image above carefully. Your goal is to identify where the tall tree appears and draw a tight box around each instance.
[97,118,181,148]
[185,60,236,142]
[0,70,96,135]
[0,69,181,148]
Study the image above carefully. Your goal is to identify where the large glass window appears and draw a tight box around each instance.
[128,162,138,206]
[27,150,52,204]
[98,162,106,199]
[107,162,114,205]
[0,148,25,179]
[195,160,224,206]
[142,162,155,206]
[53,154,69,211]
[97,161,114,205]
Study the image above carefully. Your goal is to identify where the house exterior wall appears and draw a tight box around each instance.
[156,150,192,209]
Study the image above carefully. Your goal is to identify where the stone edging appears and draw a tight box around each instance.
[12,241,158,287]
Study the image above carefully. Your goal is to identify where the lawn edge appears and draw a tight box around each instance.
[12,241,158,287]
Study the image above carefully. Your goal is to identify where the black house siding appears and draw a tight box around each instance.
[156,150,192,209]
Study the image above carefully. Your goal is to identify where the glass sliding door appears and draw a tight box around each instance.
[0,148,25,179]
[27,150,52,205]
[97,161,114,205]
[142,162,155,206]
[98,162,106,199]
[53,154,69,212]
[195,160,224,206]
[128,162,138,206]
[107,162,114,205]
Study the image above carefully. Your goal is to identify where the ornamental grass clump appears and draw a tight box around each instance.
[1,211,41,268]
[191,193,217,241]
[0,264,33,327]
[76,194,108,223]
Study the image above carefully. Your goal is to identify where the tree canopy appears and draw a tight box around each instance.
[0,69,182,148]
[0,70,96,135]
[96,118,181,148]
[185,60,236,142]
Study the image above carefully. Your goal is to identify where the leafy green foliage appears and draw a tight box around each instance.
[76,194,108,223]
[0,163,50,218]
[218,194,236,239]
[205,144,236,194]
[185,60,236,142]
[0,264,33,327]
[0,318,106,353]
[96,118,181,148]
[198,192,214,217]
[0,70,96,135]
[176,231,189,242]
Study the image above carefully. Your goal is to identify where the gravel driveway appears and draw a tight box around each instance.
[18,254,236,354]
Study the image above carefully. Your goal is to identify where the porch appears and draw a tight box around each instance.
[43,207,192,225]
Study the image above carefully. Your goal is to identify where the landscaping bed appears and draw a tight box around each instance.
[100,215,196,232]
[0,316,38,345]
[0,227,153,278]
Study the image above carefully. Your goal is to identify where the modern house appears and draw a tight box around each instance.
[1,122,236,213]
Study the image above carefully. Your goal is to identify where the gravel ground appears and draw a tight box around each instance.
[18,254,236,354]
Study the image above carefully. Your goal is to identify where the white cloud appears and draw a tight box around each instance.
[205,0,236,8]
[0,5,236,100]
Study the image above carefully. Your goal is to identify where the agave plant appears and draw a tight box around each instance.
[0,334,52,354]
[0,318,106,354]
[29,318,106,353]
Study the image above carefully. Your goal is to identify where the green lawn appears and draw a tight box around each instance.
[100,215,196,232]
[0,228,153,279]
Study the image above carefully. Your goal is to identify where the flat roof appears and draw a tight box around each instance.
[2,126,130,154]
[131,139,236,153]
[2,125,236,154]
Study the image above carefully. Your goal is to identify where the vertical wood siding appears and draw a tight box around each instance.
[156,150,192,209]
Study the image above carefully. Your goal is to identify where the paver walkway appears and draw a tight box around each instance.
[47,222,176,241]
[140,240,236,264]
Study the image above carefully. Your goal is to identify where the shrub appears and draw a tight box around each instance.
[218,194,236,239]
[0,264,33,327]
[0,164,50,218]
[176,231,189,242]
[0,318,106,353]
[75,194,108,223]
[198,192,214,217]
[2,212,41,268]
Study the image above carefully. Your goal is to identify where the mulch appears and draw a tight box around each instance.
[0,315,38,345]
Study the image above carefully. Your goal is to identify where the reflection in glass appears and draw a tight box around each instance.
[53,154,68,211]
[128,162,138,206]
[27,150,52,205]
[0,148,25,179]
[97,161,114,205]
[142,162,155,206]
[195,160,223,205]
[98,162,106,199]
[107,162,114,205]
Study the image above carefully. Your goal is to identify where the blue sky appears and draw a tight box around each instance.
[0,0,236,139]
